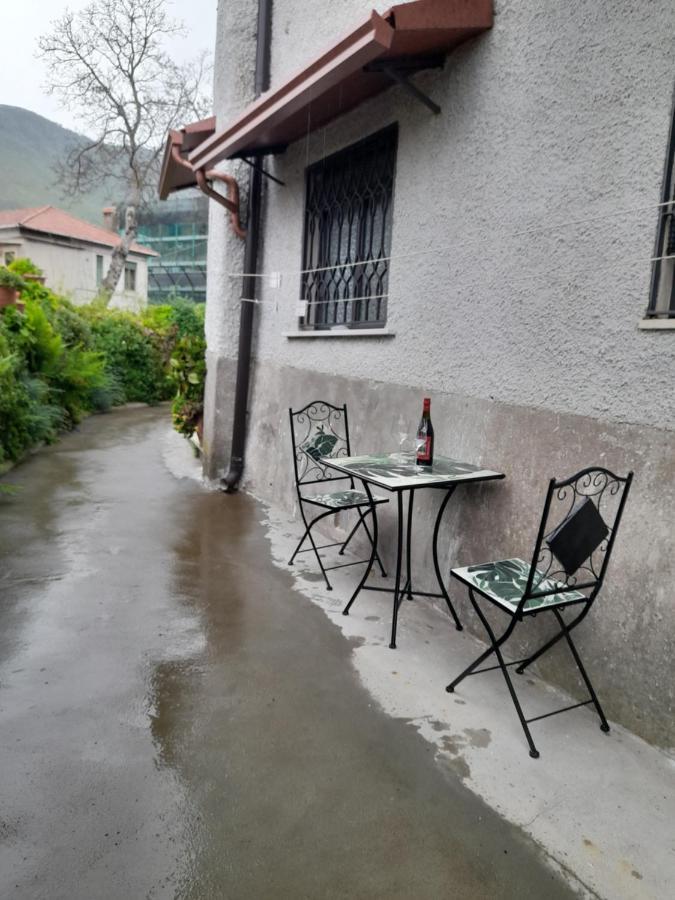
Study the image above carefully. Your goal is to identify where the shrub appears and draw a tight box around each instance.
[142,298,204,340]
[0,331,63,463]
[8,257,43,276]
[0,259,206,466]
[87,311,171,404]
[0,267,26,291]
[0,300,115,429]
[169,333,207,438]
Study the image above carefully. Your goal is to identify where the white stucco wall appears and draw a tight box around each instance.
[209,0,675,432]
[0,232,149,310]
[204,0,675,747]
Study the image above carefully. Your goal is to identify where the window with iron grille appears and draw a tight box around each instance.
[300,125,398,330]
[647,93,675,321]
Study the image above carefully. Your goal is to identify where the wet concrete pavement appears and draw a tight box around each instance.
[0,407,579,899]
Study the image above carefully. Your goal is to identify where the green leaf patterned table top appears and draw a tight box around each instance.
[320,453,504,491]
[452,557,586,612]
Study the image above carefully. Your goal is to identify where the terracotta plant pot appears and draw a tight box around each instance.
[0,286,19,308]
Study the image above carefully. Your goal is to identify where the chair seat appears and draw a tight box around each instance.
[302,489,387,509]
[451,557,586,613]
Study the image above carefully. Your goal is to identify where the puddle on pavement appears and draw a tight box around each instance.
[0,408,583,900]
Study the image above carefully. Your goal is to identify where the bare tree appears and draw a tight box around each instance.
[39,0,210,304]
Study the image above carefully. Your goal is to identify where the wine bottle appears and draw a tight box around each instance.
[416,397,434,467]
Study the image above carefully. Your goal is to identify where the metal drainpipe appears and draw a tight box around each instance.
[221,0,273,492]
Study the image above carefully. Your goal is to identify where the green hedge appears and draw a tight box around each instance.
[0,265,205,465]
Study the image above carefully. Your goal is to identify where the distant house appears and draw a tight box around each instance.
[0,206,158,309]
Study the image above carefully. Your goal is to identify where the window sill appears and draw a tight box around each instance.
[284,328,396,339]
[638,318,675,330]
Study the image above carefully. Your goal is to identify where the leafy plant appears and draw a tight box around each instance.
[0,332,63,463]
[0,267,26,291]
[169,333,206,438]
[0,257,205,465]
[8,258,43,276]
[87,311,171,404]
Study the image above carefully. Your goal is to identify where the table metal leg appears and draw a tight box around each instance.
[405,489,414,600]
[344,482,463,643]
[389,491,405,649]
[432,486,463,630]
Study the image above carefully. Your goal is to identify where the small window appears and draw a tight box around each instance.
[124,261,137,292]
[96,255,104,286]
[4,251,15,264]
[647,95,675,321]
[300,125,398,330]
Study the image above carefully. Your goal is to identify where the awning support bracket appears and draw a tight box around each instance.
[242,157,286,186]
[365,54,445,116]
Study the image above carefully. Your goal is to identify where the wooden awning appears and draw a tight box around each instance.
[158,117,216,199]
[188,0,493,171]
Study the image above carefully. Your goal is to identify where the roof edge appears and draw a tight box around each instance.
[188,9,394,169]
[0,221,158,257]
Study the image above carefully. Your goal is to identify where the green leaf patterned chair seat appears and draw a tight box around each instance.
[452,558,586,614]
[446,467,633,759]
[288,401,388,591]
[303,489,387,510]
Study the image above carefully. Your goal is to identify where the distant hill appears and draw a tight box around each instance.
[0,105,120,223]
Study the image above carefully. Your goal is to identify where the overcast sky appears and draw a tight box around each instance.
[0,0,217,133]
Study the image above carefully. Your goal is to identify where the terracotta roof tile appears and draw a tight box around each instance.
[0,206,158,257]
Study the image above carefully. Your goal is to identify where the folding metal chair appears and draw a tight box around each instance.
[446,466,633,758]
[288,401,387,590]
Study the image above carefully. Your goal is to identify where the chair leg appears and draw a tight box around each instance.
[338,515,362,556]
[288,526,311,565]
[343,485,379,617]
[339,507,387,578]
[552,609,610,733]
[290,504,334,590]
[448,589,539,758]
[515,605,590,674]
[304,522,333,591]
[445,641,497,692]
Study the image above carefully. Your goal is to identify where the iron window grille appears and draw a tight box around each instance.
[647,88,675,319]
[299,125,398,330]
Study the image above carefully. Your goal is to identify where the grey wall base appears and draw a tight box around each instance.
[204,358,674,750]
[201,353,237,481]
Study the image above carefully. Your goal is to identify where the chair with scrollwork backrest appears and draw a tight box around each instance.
[446,466,633,758]
[288,401,388,591]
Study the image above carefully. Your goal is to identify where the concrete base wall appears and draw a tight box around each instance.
[202,353,236,481]
[229,358,675,750]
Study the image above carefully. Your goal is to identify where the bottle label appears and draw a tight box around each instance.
[417,436,432,462]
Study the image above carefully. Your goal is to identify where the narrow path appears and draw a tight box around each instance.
[0,407,578,899]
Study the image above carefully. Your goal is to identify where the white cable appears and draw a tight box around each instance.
[222,198,675,281]
[238,252,675,308]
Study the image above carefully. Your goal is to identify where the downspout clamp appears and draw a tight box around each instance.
[170,143,246,239]
[221,0,273,492]
[195,168,246,239]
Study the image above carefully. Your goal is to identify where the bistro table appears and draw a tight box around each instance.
[320,453,504,648]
